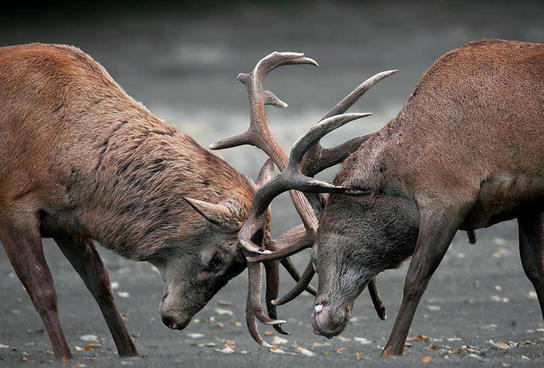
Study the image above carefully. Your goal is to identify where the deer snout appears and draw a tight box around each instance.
[311,298,350,338]
[160,312,191,330]
[160,292,192,331]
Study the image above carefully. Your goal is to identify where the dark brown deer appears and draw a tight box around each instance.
[0,44,384,359]
[237,40,544,356]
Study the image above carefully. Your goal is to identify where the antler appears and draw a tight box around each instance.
[240,69,396,332]
[212,52,395,347]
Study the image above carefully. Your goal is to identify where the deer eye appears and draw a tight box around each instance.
[208,254,222,272]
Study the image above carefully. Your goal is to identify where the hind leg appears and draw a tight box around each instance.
[0,215,72,360]
[54,234,138,357]
[518,213,544,318]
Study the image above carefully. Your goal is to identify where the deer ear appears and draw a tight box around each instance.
[183,197,243,232]
[255,159,275,187]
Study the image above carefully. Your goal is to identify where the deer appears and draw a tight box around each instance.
[231,39,544,357]
[0,43,386,360]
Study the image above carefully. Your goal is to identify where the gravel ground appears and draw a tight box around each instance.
[1,1,544,366]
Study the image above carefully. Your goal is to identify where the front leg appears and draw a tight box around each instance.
[382,209,461,356]
[54,234,138,357]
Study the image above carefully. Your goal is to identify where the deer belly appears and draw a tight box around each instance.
[463,173,544,229]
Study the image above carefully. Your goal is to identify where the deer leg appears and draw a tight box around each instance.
[54,234,139,357]
[518,213,544,319]
[0,219,72,360]
[382,210,460,357]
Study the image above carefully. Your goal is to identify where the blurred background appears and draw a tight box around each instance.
[1,1,544,366]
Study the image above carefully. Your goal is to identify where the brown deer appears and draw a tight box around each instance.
[236,40,544,356]
[0,44,384,359]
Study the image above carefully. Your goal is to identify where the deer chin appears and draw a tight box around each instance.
[311,297,352,338]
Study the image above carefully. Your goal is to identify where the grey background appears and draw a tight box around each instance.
[1,1,544,366]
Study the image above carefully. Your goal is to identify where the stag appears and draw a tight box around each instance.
[237,39,544,356]
[0,43,321,360]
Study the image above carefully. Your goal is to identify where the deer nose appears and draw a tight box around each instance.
[161,314,190,330]
[311,300,349,338]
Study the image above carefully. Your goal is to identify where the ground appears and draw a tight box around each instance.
[1,1,544,367]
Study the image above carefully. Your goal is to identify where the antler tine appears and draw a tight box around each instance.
[368,278,386,320]
[271,224,317,295]
[272,262,315,306]
[301,70,397,177]
[209,51,318,157]
[264,260,290,335]
[239,113,371,258]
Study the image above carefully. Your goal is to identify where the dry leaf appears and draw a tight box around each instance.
[216,323,225,328]
[186,333,204,339]
[355,352,363,360]
[407,334,429,342]
[334,347,345,353]
[0,343,9,349]
[117,291,130,298]
[231,321,241,326]
[79,335,99,342]
[223,340,236,348]
[270,346,285,354]
[74,346,85,352]
[272,336,288,345]
[264,331,274,336]
[421,356,432,363]
[218,301,231,306]
[353,337,372,345]
[295,347,315,357]
[216,346,234,354]
[214,308,233,316]
[425,343,438,350]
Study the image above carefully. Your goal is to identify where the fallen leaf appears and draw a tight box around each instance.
[421,356,432,363]
[218,301,231,306]
[355,351,363,360]
[427,305,441,311]
[216,323,225,328]
[79,335,99,343]
[353,337,372,345]
[223,340,236,348]
[186,333,204,339]
[334,347,345,353]
[495,285,502,291]
[295,347,315,357]
[216,346,234,354]
[231,321,241,326]
[272,336,288,345]
[407,334,429,342]
[529,291,537,299]
[270,346,285,354]
[425,343,438,350]
[110,281,119,290]
[537,328,544,333]
[337,336,351,342]
[117,291,130,298]
[214,308,233,316]
[0,343,9,349]
[72,364,86,368]
[312,342,331,348]
[264,331,274,336]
